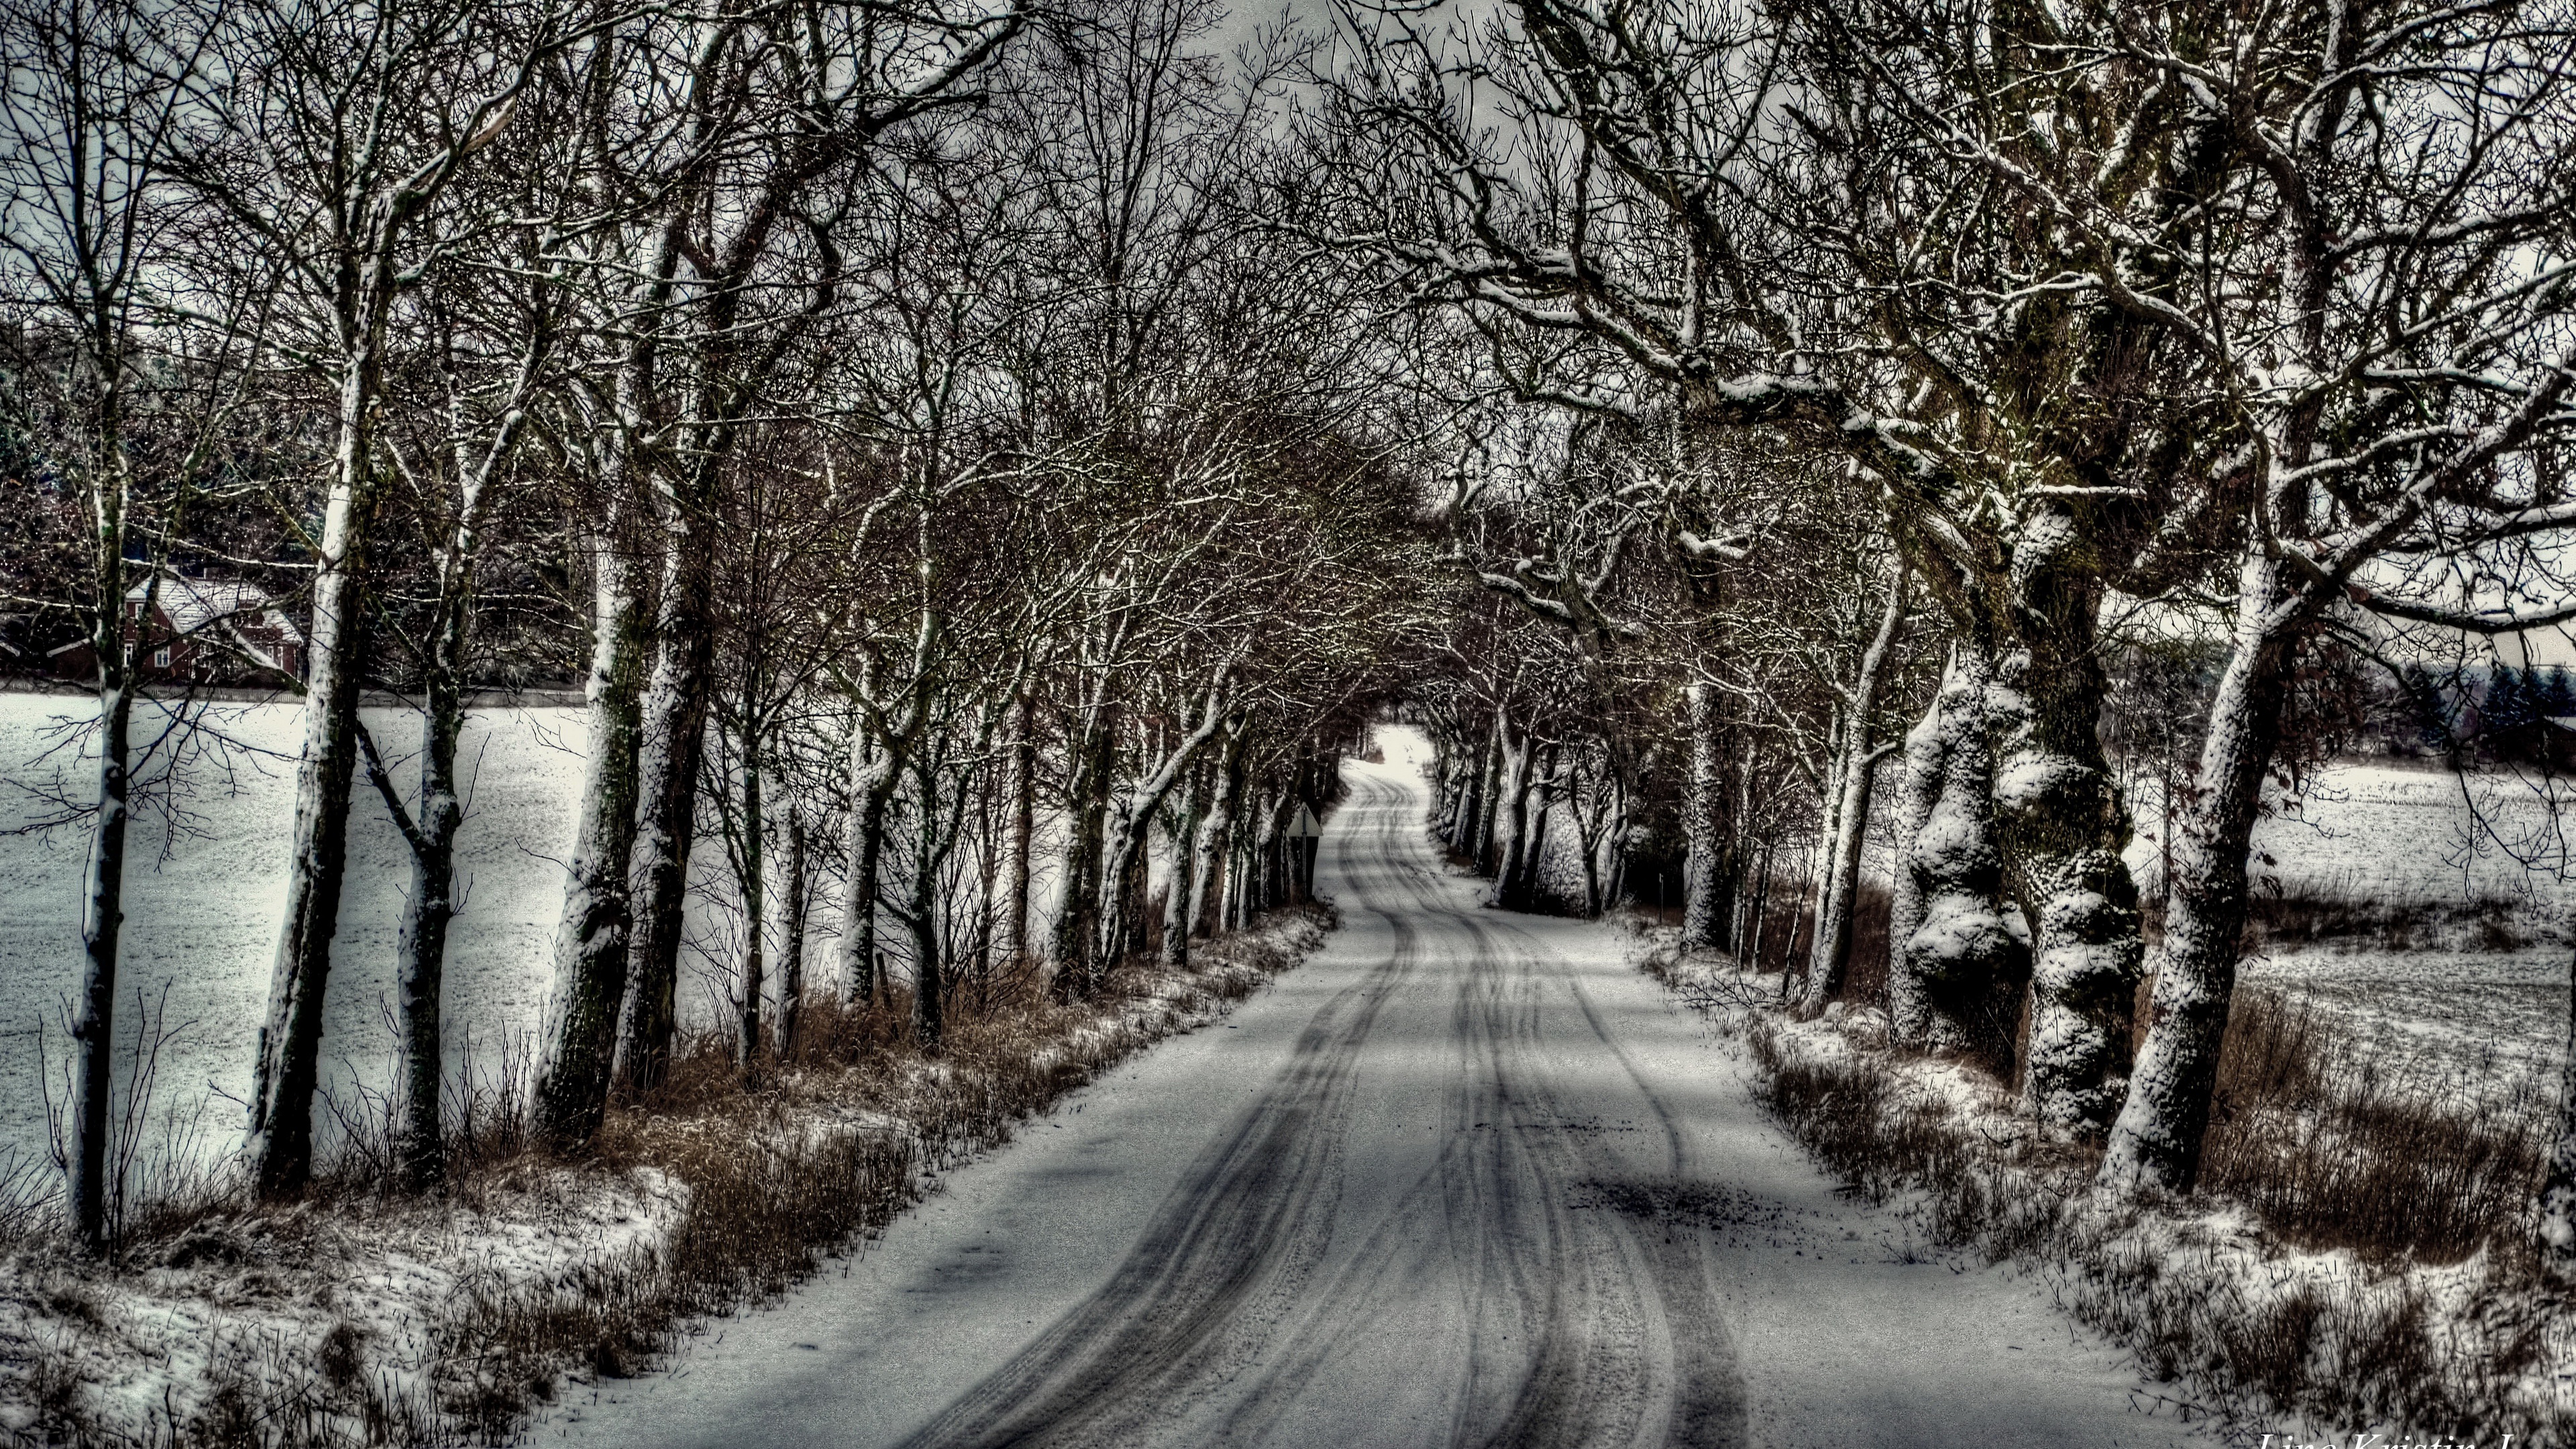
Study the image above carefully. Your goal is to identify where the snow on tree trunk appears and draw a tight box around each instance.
[248,421,381,1198]
[1989,513,2144,1136]
[2100,556,2298,1190]
[2541,949,2576,1280]
[1491,722,1535,908]
[1890,646,2028,1073]
[1680,683,1736,952]
[533,540,648,1148]
[779,810,810,1059]
[620,530,718,1098]
[71,655,135,1249]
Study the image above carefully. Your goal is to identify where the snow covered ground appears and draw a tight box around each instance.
[542,737,2207,1449]
[0,691,584,1182]
[2231,760,2576,911]
[2220,763,2574,1085]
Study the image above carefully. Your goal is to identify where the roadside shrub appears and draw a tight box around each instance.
[1718,975,2575,1441]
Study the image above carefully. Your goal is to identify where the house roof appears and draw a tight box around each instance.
[125,576,303,645]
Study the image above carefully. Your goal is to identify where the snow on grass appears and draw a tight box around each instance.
[2115,758,2576,1089]
[0,1163,686,1443]
[0,889,1335,1444]
[1642,940,2576,1441]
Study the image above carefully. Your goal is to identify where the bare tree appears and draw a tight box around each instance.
[0,0,267,1244]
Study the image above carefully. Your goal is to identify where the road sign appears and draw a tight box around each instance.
[1288,804,1323,839]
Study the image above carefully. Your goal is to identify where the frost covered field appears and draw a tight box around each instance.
[2212,763,2575,1083]
[0,690,586,1178]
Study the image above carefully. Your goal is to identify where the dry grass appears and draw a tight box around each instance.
[2196,989,2553,1268]
[2240,886,2532,953]
[1,906,1334,1449]
[1719,980,2576,1441]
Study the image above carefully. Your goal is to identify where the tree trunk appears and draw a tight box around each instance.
[737,739,765,1072]
[1515,745,1558,907]
[1448,729,1485,848]
[1192,730,1245,938]
[1890,646,2029,1077]
[1600,773,1630,914]
[1884,686,1941,1040]
[620,529,718,1098]
[909,756,944,1051]
[840,739,898,1006]
[1099,695,1226,965]
[534,539,649,1148]
[1681,683,1738,951]
[1162,764,1208,967]
[1491,728,1536,909]
[1578,806,1604,918]
[1799,568,1909,1014]
[1002,687,1036,965]
[2099,557,2298,1189]
[1989,521,2145,1136]
[779,810,810,1059]
[1473,724,1505,872]
[1254,789,1285,913]
[1053,701,1118,998]
[1746,837,1776,972]
[70,632,136,1250]
[2540,948,2576,1280]
[247,458,378,1198]
[392,681,464,1190]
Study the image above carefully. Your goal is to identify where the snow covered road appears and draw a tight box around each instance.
[549,749,2206,1448]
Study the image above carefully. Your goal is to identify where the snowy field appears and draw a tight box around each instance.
[0,692,588,1180]
[4,686,2571,1191]
[2212,759,2576,916]
[0,689,1086,1191]
[2219,763,2574,1085]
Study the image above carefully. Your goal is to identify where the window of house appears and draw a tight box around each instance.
[154,647,171,669]
[122,643,134,663]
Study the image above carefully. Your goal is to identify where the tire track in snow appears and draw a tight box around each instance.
[893,768,1745,1447]
[891,773,1424,1448]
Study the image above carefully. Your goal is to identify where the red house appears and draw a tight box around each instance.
[48,576,305,686]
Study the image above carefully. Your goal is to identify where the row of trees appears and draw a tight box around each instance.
[1314,0,2576,1234]
[0,0,1433,1252]
[9,0,2574,1275]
